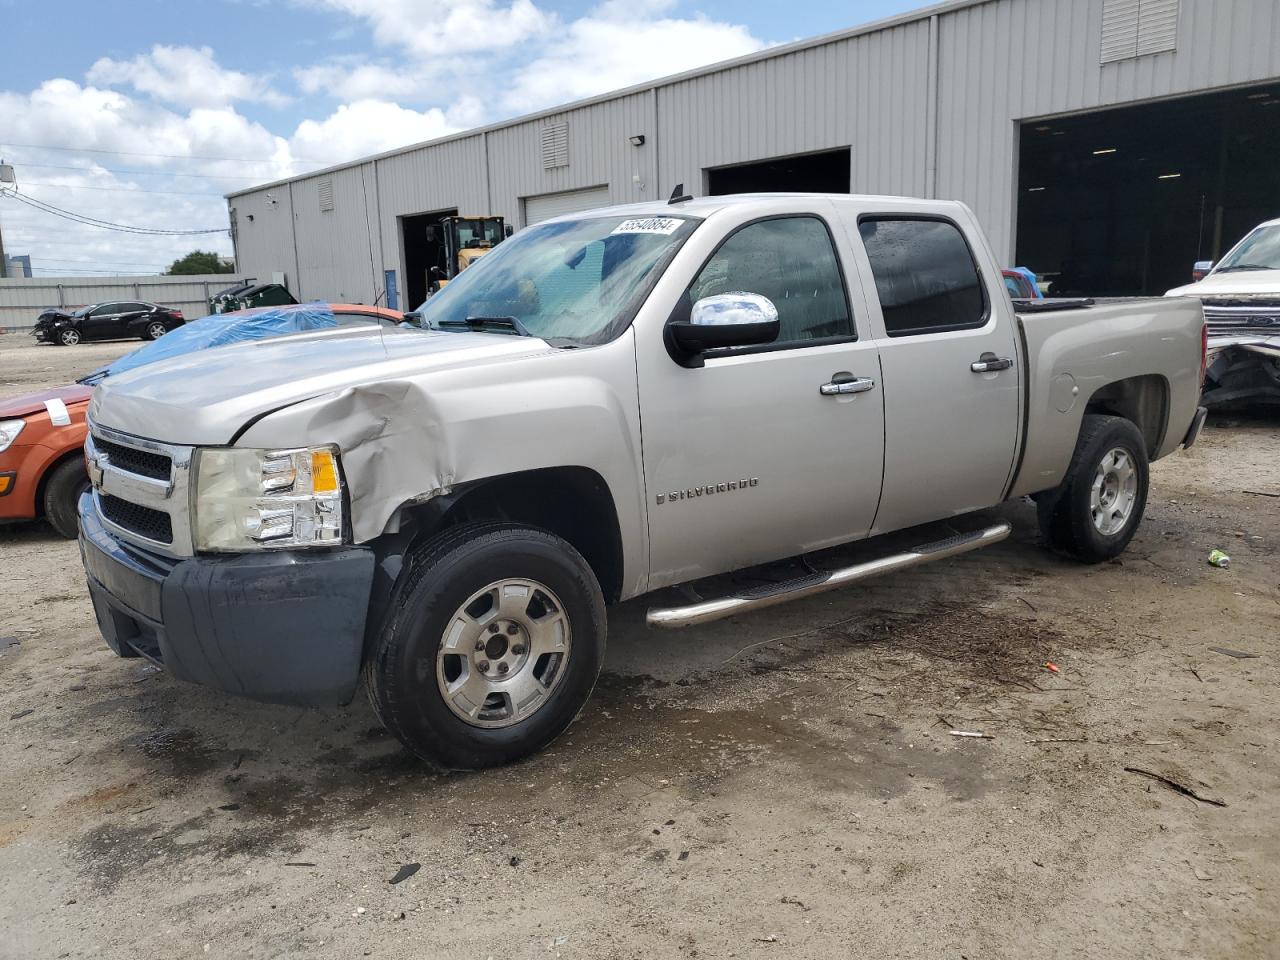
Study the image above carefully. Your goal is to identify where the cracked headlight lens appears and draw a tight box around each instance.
[193,445,345,551]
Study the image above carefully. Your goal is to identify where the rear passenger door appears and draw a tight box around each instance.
[851,214,1020,534]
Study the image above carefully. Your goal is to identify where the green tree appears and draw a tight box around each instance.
[165,250,235,275]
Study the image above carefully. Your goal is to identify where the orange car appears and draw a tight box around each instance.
[2,303,403,538]
[0,385,93,537]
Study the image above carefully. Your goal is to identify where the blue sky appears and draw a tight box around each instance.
[0,0,923,275]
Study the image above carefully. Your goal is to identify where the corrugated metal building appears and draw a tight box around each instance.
[227,0,1280,307]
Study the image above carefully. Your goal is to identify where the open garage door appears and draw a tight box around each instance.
[707,149,851,196]
[523,185,611,226]
[1016,83,1280,296]
[400,208,457,310]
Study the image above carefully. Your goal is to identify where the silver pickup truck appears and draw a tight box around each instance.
[79,194,1207,769]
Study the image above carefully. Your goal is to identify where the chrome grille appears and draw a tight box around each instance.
[86,421,195,558]
[1201,300,1280,336]
[94,437,171,481]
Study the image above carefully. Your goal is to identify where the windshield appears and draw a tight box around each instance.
[1215,224,1280,273]
[418,214,700,345]
[455,218,504,249]
[73,303,99,317]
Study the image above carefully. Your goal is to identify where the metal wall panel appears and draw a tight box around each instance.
[657,20,933,201]
[229,0,1280,292]
[934,0,1280,260]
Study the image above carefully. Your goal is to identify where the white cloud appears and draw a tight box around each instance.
[88,45,289,110]
[309,0,553,57]
[502,8,766,114]
[289,99,464,160]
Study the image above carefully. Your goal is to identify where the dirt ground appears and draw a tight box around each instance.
[1,331,1277,960]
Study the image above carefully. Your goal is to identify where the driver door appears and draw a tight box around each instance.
[636,206,885,590]
[84,304,124,340]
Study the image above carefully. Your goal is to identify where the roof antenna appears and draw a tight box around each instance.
[668,183,693,204]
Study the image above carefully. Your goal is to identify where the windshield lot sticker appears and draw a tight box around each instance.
[612,217,682,236]
[44,398,71,426]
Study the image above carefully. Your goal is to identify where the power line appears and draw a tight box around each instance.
[0,141,339,165]
[2,189,228,235]
[20,181,224,198]
[12,160,314,182]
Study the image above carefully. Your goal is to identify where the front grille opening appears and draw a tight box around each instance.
[100,494,173,544]
[96,438,171,481]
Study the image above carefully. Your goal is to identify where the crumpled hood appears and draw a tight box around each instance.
[1166,269,1280,299]
[90,325,555,445]
[0,384,93,419]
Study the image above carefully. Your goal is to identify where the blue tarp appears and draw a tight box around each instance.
[98,303,337,380]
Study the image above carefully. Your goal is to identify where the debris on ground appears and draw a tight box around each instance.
[780,896,809,911]
[9,708,34,720]
[283,862,316,868]
[1207,549,1231,569]
[0,636,18,650]
[1242,489,1280,498]
[389,863,420,885]
[755,934,780,943]
[1044,662,1060,673]
[1208,646,1259,660]
[950,730,994,739]
[678,851,689,861]
[509,855,522,867]
[1124,767,1228,807]
[552,935,570,947]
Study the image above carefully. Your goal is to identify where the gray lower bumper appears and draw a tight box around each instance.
[78,493,375,707]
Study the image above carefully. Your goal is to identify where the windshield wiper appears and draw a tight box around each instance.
[433,316,533,337]
[1215,264,1275,273]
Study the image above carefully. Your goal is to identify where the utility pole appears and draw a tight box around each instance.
[0,161,14,279]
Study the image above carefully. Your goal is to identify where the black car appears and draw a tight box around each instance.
[32,301,186,346]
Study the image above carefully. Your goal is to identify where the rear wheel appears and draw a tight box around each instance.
[365,522,606,770]
[1037,414,1149,563]
[145,320,167,341]
[58,328,81,346]
[43,457,90,539]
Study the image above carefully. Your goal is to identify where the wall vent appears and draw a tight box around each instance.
[540,121,569,169]
[318,178,335,212]
[1101,0,1179,64]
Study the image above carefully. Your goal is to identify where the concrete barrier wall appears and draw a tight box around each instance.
[0,274,251,331]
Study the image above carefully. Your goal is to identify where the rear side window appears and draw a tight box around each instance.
[688,216,854,347]
[858,218,987,337]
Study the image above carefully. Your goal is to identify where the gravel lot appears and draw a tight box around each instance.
[1,331,1277,959]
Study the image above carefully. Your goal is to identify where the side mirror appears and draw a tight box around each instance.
[666,292,780,368]
[401,311,423,327]
[1192,260,1214,282]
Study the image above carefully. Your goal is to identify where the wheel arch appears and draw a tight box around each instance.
[395,466,626,604]
[1082,374,1169,459]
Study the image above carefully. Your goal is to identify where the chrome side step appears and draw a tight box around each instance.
[646,522,1012,629]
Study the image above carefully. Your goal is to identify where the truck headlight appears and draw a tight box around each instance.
[0,419,25,454]
[193,445,345,551]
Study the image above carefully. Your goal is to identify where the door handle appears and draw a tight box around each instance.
[971,352,1013,373]
[820,377,876,396]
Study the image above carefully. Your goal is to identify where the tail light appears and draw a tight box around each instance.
[1199,323,1208,386]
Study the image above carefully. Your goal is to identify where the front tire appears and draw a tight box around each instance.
[366,522,607,770]
[1037,414,1149,563]
[43,458,90,539]
[58,328,81,346]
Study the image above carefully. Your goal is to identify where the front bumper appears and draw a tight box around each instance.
[78,493,376,707]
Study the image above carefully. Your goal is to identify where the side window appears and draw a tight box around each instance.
[688,217,853,346]
[91,304,117,316]
[858,218,987,337]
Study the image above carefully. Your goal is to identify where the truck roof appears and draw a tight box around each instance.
[540,192,971,224]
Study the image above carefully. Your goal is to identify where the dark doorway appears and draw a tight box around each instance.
[706,148,851,196]
[1016,83,1280,296]
[401,208,457,309]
